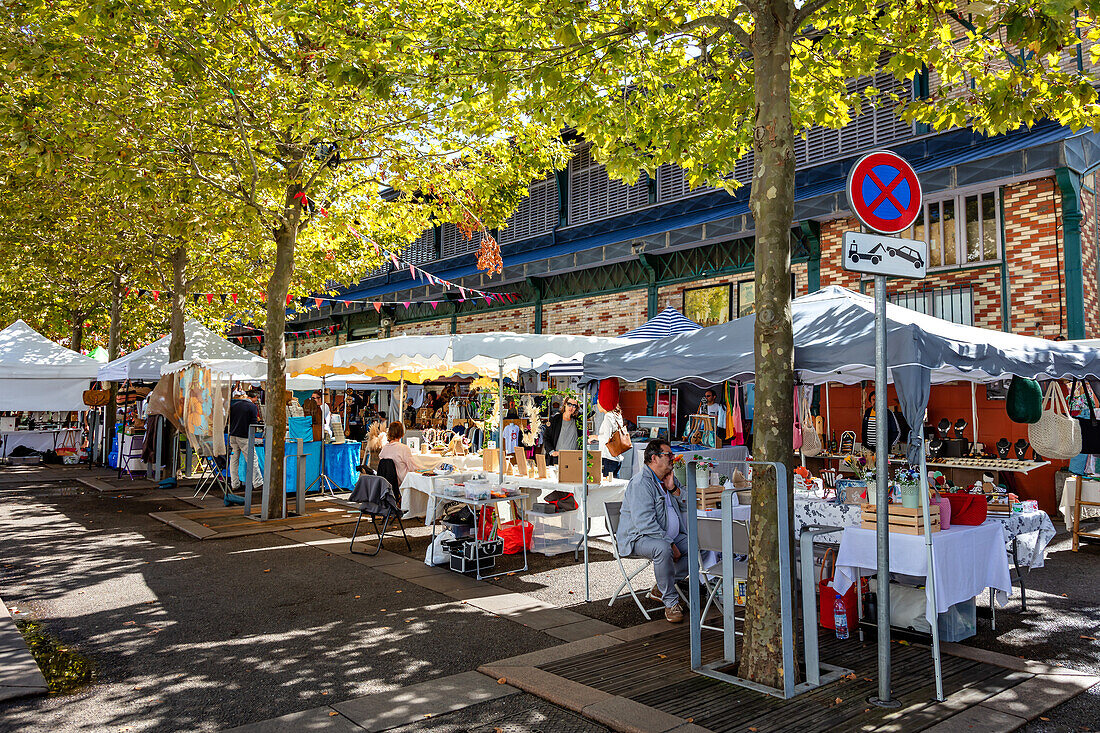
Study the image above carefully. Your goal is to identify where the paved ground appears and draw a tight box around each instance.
[0,469,1097,732]
[0,478,570,732]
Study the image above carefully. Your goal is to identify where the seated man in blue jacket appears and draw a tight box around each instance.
[617,439,688,623]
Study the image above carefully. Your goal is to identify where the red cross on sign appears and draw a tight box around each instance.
[845,151,922,234]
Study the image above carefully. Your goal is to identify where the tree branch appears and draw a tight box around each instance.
[793,0,836,30]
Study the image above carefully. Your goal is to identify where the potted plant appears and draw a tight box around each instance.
[894,466,922,509]
[692,454,717,488]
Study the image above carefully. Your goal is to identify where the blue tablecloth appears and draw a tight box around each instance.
[237,440,360,493]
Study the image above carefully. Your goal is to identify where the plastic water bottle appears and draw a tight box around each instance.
[834,595,849,640]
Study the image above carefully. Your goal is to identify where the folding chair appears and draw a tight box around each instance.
[117,433,146,480]
[349,460,410,556]
[193,455,231,501]
[696,516,749,634]
[605,501,667,620]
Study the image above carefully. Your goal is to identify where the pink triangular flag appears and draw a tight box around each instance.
[373,302,382,313]
[402,301,410,309]
[409,264,416,279]
[485,296,492,305]
[314,298,324,308]
[431,301,438,310]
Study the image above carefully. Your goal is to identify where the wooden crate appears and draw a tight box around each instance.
[697,484,724,511]
[861,503,940,535]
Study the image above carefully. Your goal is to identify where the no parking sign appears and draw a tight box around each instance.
[846,151,922,234]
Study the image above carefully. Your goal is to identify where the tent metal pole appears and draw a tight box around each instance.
[971,382,979,449]
[582,384,590,602]
[825,383,831,443]
[872,274,896,707]
[498,359,505,484]
[918,438,944,701]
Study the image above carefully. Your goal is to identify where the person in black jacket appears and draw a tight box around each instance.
[543,397,581,466]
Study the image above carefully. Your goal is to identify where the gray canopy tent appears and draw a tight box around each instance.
[582,285,1100,700]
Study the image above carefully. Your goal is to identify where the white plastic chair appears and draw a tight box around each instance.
[604,501,666,620]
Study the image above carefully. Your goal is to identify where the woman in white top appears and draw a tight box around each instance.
[597,402,628,478]
[378,421,418,486]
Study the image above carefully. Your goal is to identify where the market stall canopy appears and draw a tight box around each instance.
[548,307,702,376]
[291,335,508,382]
[582,286,1100,387]
[99,320,255,381]
[162,356,268,380]
[0,320,99,410]
[450,332,636,372]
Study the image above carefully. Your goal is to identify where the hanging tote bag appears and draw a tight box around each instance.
[1028,381,1082,460]
[1006,375,1043,424]
[1070,379,1100,455]
[799,387,823,457]
[792,388,804,452]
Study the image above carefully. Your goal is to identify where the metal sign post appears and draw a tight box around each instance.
[844,149,928,707]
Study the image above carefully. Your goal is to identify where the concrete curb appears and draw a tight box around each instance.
[0,596,48,702]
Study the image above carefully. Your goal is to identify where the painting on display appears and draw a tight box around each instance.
[683,284,731,328]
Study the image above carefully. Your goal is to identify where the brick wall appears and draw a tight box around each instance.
[1002,178,1066,338]
[390,319,451,337]
[657,262,812,318]
[458,306,535,333]
[1083,173,1100,337]
[542,289,648,335]
[291,333,337,357]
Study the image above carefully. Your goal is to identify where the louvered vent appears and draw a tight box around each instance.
[499,176,558,244]
[568,144,649,225]
[441,223,483,258]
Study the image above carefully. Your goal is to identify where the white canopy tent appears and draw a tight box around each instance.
[0,320,99,411]
[99,320,257,382]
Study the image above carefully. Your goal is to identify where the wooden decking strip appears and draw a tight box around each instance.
[536,627,1073,733]
[149,500,361,539]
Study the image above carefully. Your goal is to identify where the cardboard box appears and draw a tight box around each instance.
[558,449,599,484]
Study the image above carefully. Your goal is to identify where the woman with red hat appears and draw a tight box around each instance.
[596,378,630,477]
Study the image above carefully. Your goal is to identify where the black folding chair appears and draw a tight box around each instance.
[348,458,410,556]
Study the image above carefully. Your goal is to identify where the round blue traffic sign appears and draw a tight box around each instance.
[846,151,922,234]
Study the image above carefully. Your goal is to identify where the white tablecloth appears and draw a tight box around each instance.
[400,471,477,520]
[409,453,484,472]
[1061,475,1100,529]
[1,428,80,457]
[791,498,1055,570]
[832,522,1011,624]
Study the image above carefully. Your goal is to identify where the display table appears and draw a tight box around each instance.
[238,441,361,493]
[410,453,484,472]
[832,522,1012,624]
[402,471,477,521]
[729,496,1056,571]
[1,428,81,458]
[1061,475,1100,529]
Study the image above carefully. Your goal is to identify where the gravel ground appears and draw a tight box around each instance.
[0,480,558,732]
[2,472,1098,732]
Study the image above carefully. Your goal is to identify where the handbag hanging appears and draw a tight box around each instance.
[1028,381,1082,460]
[1070,379,1100,455]
[1006,375,1043,424]
[799,386,823,458]
[792,388,804,451]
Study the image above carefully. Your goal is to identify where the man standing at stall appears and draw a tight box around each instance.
[229,389,262,492]
[617,439,688,623]
[703,388,726,432]
[543,396,580,466]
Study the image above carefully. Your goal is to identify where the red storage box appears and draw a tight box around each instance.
[943,493,987,525]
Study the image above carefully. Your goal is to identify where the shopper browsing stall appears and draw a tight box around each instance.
[378,421,417,486]
[597,379,629,477]
[543,396,580,466]
[228,389,261,491]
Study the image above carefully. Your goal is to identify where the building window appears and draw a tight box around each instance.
[567,144,649,226]
[684,284,731,327]
[737,280,755,317]
[894,189,1000,270]
[889,285,974,326]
